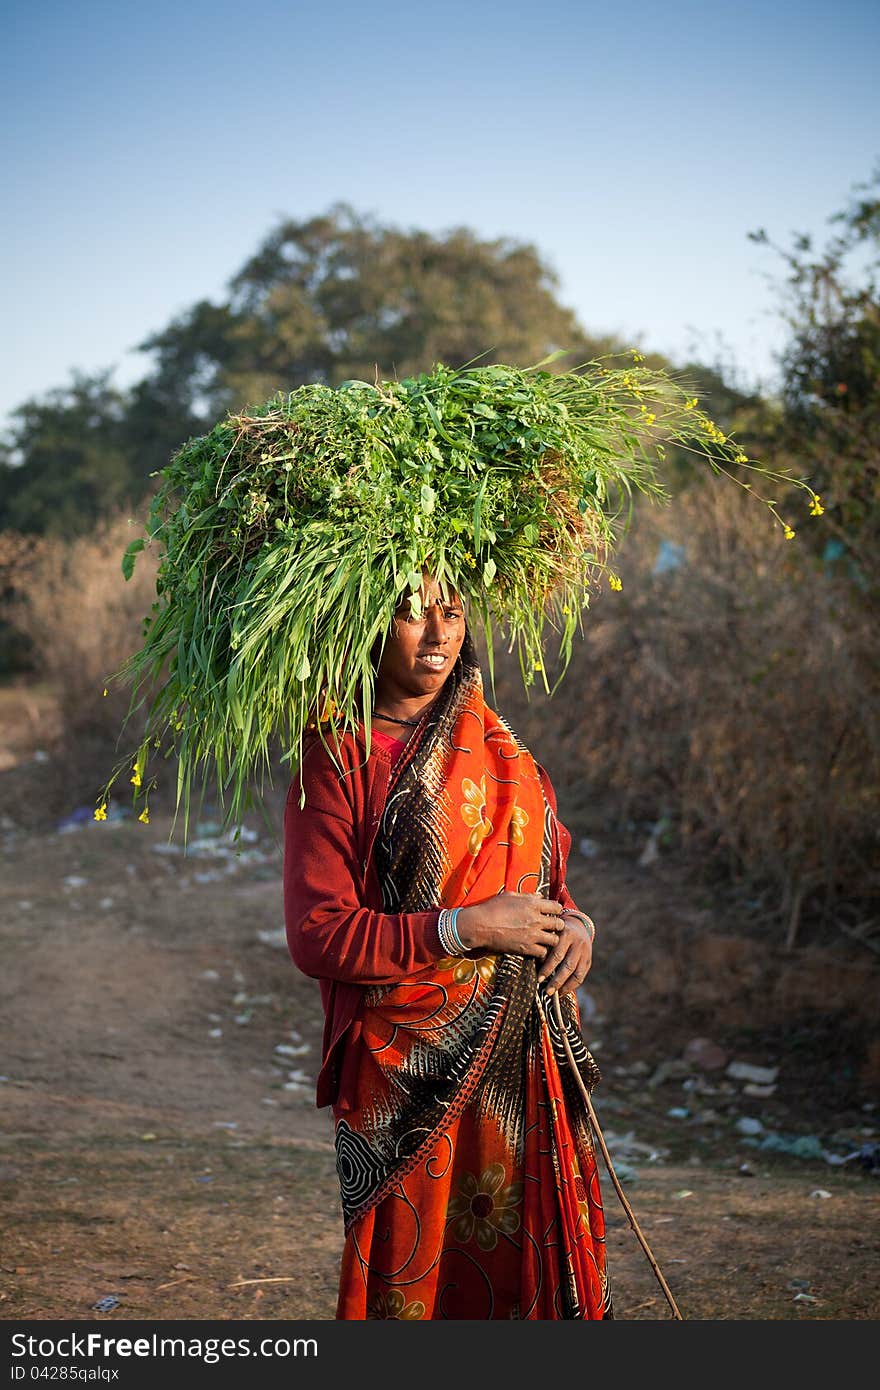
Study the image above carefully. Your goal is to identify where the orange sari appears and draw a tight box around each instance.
[334,651,611,1319]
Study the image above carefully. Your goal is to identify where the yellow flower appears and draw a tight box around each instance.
[447,1164,523,1251]
[783,525,796,541]
[130,768,142,788]
[461,550,477,569]
[510,803,529,846]
[608,573,623,592]
[460,775,492,857]
[809,495,825,516]
[734,452,749,464]
[684,397,698,410]
[102,688,108,697]
[630,349,646,362]
[138,808,150,825]
[94,803,107,822]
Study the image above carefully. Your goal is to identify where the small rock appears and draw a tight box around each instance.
[649,1059,691,1088]
[63,875,88,889]
[257,927,288,949]
[672,1189,693,1199]
[735,1117,764,1136]
[208,1028,223,1039]
[683,1037,729,1072]
[727,1061,779,1086]
[810,1189,832,1199]
[738,1162,756,1176]
[666,1107,690,1120]
[92,1295,119,1312]
[743,1082,777,1097]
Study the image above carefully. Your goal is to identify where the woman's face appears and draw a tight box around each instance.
[375,578,466,703]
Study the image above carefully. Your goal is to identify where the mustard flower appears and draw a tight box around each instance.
[684,397,698,410]
[783,525,796,541]
[809,495,825,517]
[608,574,623,592]
[94,803,107,822]
[138,808,150,825]
[130,768,142,788]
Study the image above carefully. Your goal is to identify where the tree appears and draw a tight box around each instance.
[0,204,620,543]
[0,372,134,536]
[749,166,880,591]
[139,202,616,416]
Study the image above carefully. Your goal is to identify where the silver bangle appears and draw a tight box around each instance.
[438,906,466,956]
[561,908,596,942]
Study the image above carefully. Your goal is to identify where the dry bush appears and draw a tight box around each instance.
[0,505,161,806]
[490,486,879,944]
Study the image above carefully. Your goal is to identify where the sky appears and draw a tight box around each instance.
[3,0,879,430]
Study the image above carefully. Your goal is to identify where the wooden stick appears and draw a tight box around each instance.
[551,992,684,1320]
[227,1276,300,1288]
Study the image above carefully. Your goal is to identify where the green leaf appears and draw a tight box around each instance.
[295,654,311,680]
[122,538,145,581]
[420,483,436,514]
[483,557,497,586]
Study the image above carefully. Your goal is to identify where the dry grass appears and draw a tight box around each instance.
[1,486,877,937]
[0,503,161,804]
[491,486,879,945]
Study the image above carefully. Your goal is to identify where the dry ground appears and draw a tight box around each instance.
[1,687,878,1322]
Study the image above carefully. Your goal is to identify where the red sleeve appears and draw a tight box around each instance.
[535,761,579,913]
[283,753,442,986]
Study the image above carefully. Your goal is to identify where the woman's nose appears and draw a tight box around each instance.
[424,605,447,642]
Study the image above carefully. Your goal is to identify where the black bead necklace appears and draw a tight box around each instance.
[374,710,422,727]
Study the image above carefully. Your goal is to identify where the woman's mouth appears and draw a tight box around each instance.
[417,653,448,670]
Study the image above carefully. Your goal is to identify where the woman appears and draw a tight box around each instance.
[283,575,611,1320]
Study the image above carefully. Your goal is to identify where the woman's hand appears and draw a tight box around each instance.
[456,891,564,959]
[536,909,595,997]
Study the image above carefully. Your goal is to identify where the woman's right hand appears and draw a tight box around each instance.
[455,892,564,958]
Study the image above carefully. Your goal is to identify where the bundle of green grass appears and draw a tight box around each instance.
[99,352,818,837]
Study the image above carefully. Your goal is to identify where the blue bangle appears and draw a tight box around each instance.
[448,907,465,952]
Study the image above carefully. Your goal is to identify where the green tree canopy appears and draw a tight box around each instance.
[749,165,880,588]
[0,204,620,539]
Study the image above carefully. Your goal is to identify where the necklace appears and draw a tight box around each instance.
[374,710,423,727]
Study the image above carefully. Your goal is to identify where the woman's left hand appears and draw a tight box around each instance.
[536,909,595,998]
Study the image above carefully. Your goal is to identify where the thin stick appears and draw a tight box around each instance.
[227,1277,300,1288]
[551,992,684,1320]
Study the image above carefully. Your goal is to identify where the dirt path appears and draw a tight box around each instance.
[1,792,878,1321]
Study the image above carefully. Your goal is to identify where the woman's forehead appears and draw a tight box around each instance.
[396,577,462,607]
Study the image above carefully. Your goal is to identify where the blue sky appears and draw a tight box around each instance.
[4,0,878,429]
